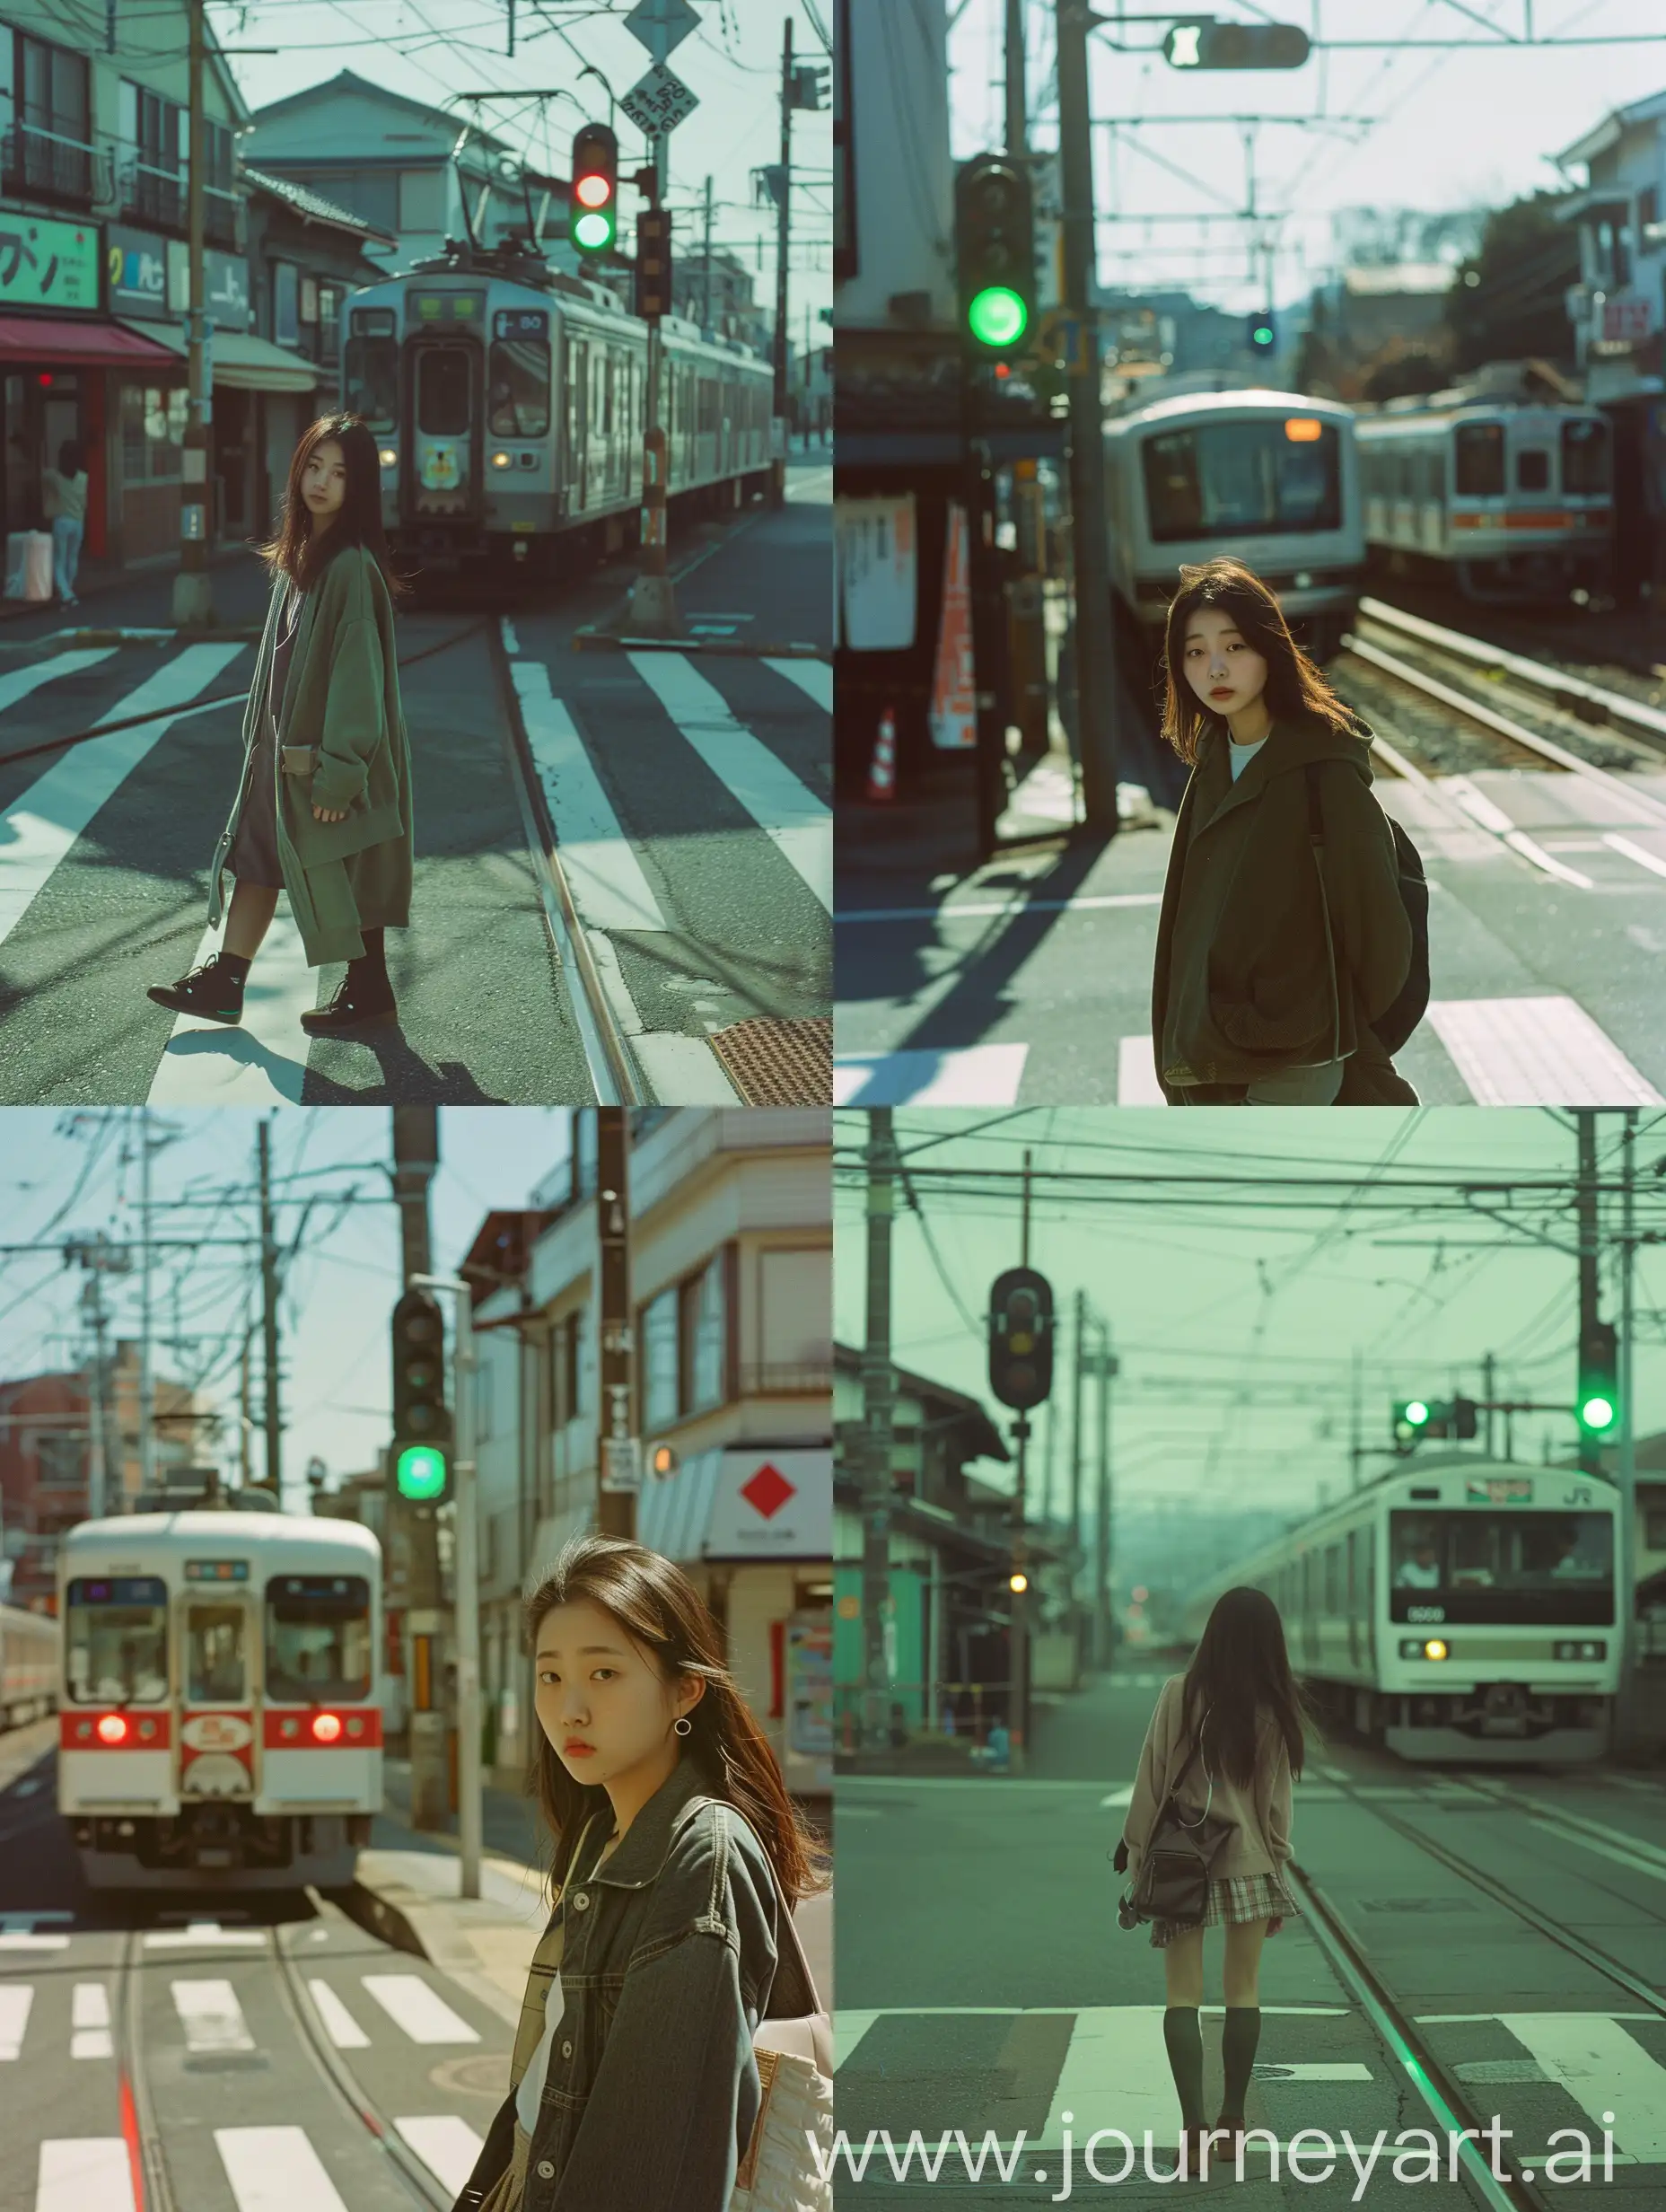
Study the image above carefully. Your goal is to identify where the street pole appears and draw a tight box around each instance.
[1615,1110,1639,1750]
[1071,1288,1085,1656]
[1055,0,1119,833]
[85,1265,108,1521]
[703,172,715,331]
[1094,1317,1115,1669]
[1482,1352,1497,1460]
[415,1274,483,1900]
[1005,0,1027,155]
[596,1110,637,1540]
[626,151,680,637]
[392,1107,448,1832]
[258,1119,282,1502]
[860,1110,899,1759]
[1009,1151,1033,1774]
[138,1110,155,1497]
[172,0,215,626]
[770,15,794,505]
[1575,1110,1600,1479]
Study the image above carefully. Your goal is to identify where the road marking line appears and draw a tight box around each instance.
[833,1044,1029,1105]
[360,1972,481,2044]
[393,2116,487,2194]
[0,1982,33,2058]
[0,1933,68,1950]
[0,646,117,721]
[837,892,1162,925]
[1425,996,1662,1105]
[145,1921,264,1948]
[72,1981,111,2059]
[147,906,315,1106]
[1500,2014,1666,2163]
[1444,777,1594,887]
[306,1978,370,2049]
[508,659,667,933]
[627,651,830,909]
[1604,831,1666,881]
[0,646,247,950]
[1118,1036,1167,1104]
[1042,2006,1183,2150]
[171,1978,256,2054]
[35,2138,136,2212]
[764,655,831,712]
[215,2127,348,2212]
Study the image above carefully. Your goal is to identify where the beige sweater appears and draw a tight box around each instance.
[1121,1673,1293,1883]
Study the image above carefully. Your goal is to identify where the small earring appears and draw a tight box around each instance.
[673,1715,693,1737]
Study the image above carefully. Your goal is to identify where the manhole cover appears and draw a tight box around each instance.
[1359,1896,1479,1912]
[430,2053,506,2098]
[709,1017,830,1104]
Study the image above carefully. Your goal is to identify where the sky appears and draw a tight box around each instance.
[0,1108,572,1517]
[209,0,833,340]
[948,0,1666,312]
[832,1108,1666,1523]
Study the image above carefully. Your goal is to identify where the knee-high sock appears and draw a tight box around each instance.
[1162,2006,1205,2131]
[1221,2006,1262,2120]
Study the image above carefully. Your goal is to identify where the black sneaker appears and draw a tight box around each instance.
[147,952,245,1025]
[301,972,399,1036]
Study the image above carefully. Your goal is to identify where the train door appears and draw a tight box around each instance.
[567,336,589,512]
[408,337,484,524]
[1346,1530,1360,1669]
[177,1587,258,1805]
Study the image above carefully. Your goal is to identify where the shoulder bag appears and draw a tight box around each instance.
[1113,1705,1236,1927]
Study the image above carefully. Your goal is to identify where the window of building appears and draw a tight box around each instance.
[642,1287,680,1431]
[319,285,341,365]
[556,1306,589,1425]
[681,1256,727,1415]
[119,384,187,483]
[400,166,445,233]
[14,30,91,200]
[300,276,319,325]
[273,260,299,347]
[756,1248,832,1390]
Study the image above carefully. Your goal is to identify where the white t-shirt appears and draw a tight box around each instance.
[1228,734,1269,783]
[516,1824,616,2132]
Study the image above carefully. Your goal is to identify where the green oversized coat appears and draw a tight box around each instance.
[1151,708,1414,1101]
[208,543,413,968]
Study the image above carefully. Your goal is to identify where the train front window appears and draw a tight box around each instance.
[417,349,470,436]
[266,1576,371,1703]
[1563,419,1611,495]
[345,319,398,433]
[487,338,550,437]
[66,1576,168,1704]
[1141,419,1340,543]
[1516,448,1550,492]
[1390,1511,1613,1592]
[1454,422,1505,496]
[186,1604,247,1704]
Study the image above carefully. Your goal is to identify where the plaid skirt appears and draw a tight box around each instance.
[1149,1868,1298,1949]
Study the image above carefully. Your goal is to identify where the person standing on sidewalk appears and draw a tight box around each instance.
[42,441,88,606]
[145,412,414,1037]
[1150,557,1417,1105]
[1118,1587,1308,2177]
[452,1534,830,2212]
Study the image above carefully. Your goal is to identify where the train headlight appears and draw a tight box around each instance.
[97,1714,128,1743]
[1423,1638,1449,1660]
[311,1712,343,1743]
[1400,1637,1449,1660]
[1553,1639,1606,1661]
[378,447,397,469]
[490,450,511,470]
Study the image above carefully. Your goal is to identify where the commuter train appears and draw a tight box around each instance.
[1181,1455,1622,1764]
[1355,398,1613,603]
[1,1601,57,1727]
[57,1511,383,1888]
[342,241,775,579]
[1102,387,1365,662]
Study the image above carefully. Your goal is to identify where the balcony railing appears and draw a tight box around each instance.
[114,144,241,247]
[740,1360,834,1396]
[2,120,109,210]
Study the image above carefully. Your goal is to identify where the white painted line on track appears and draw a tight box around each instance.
[1425,996,1662,1105]
[627,651,831,910]
[171,1978,256,2054]
[215,2126,349,2212]
[393,2115,487,2194]
[35,2137,136,2212]
[147,906,316,1106]
[72,1981,111,2059]
[0,1982,33,2057]
[508,654,668,932]
[306,1978,370,2049]
[1444,777,1594,887]
[360,1972,481,2044]
[833,1044,1029,1106]
[764,656,831,712]
[1118,1036,1167,1104]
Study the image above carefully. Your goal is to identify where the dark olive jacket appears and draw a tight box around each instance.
[207,544,413,967]
[452,1752,796,2212]
[1151,710,1413,1099]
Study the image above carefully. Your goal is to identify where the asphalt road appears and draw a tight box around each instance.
[833,1668,1666,2208]
[0,461,830,1107]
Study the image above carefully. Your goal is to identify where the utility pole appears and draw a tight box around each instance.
[596,1110,637,1540]
[771,15,794,505]
[392,1107,447,1832]
[257,1120,282,1502]
[703,171,715,331]
[1575,1110,1600,1479]
[626,154,679,636]
[1071,1288,1086,1653]
[1094,1316,1117,1669]
[414,1272,483,1900]
[859,1110,899,1760]
[1615,1110,1640,1751]
[1008,1151,1033,1772]
[1005,0,1027,155]
[172,0,214,626]
[1482,1352,1497,1460]
[138,1111,155,1497]
[1055,0,1119,832]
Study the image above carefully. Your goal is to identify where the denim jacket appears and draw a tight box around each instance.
[452,1751,797,2212]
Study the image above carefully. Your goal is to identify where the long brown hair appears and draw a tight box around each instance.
[1160,556,1354,766]
[523,1533,829,1905]
[256,412,408,598]
[1179,1584,1317,1790]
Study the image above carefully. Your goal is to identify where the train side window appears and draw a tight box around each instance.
[66,1576,168,1704]
[1516,448,1550,492]
[266,1576,372,1704]
[1562,418,1610,496]
[1454,422,1504,497]
[417,349,470,436]
[487,336,550,436]
[186,1603,246,1705]
[1323,1545,1341,1613]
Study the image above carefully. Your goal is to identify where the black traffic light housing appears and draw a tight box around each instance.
[570,122,618,255]
[1164,21,1311,69]
[1247,311,1276,352]
[1391,1395,1479,1452]
[1577,1320,1618,1435]
[988,1266,1055,1411]
[954,154,1035,355]
[392,1284,451,1450]
[636,206,672,320]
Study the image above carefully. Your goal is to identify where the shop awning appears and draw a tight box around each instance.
[117,320,322,394]
[0,316,175,367]
[635,1447,832,1563]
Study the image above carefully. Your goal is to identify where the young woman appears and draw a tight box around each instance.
[146,413,414,1037]
[452,1533,830,2212]
[1119,1586,1311,2177]
[1150,557,1417,1106]
[42,439,88,605]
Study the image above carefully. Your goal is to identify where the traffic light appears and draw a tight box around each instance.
[988,1266,1055,1411]
[635,206,672,320]
[569,123,618,256]
[1392,1395,1481,1451]
[1392,1398,1432,1452]
[1248,312,1276,353]
[391,1286,451,1502]
[955,154,1034,354]
[1577,1321,1618,1436]
[791,61,830,110]
[1164,21,1311,69]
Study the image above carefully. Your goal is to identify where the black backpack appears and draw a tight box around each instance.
[1304,761,1430,1058]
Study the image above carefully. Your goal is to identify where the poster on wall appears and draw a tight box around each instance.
[0,212,100,312]
[785,1612,832,1759]
[836,492,917,652]
[927,503,976,750]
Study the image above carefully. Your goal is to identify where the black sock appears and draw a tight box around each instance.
[1221,2006,1262,2121]
[216,952,250,985]
[1162,2006,1206,2132]
[348,927,387,988]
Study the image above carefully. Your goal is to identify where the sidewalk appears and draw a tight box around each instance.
[354,1756,834,2023]
[0,544,268,650]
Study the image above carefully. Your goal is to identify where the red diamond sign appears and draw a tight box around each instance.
[740,1462,796,1520]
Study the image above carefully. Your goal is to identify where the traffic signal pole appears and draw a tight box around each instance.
[172,0,214,628]
[626,152,680,638]
[770,17,794,509]
[596,1110,637,1539]
[414,1273,482,1900]
[859,1112,899,1760]
[1576,1110,1600,1478]
[391,1108,448,1831]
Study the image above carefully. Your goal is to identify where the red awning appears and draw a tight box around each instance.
[0,316,176,367]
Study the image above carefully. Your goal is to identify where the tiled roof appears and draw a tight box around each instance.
[243,165,397,245]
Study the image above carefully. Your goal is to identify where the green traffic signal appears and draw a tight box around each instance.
[1579,1391,1616,1435]
[968,285,1028,348]
[396,1444,448,1501]
[1405,1400,1429,1426]
[574,207,613,252]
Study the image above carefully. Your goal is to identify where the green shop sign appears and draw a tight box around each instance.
[0,210,101,312]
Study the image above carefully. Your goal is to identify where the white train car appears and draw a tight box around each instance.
[343,242,774,580]
[0,1601,57,1727]
[1181,1455,1620,1764]
[57,1511,383,1888]
[1103,387,1365,662]
[1355,399,1613,602]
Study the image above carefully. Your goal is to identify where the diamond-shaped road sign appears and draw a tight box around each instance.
[620,61,699,137]
[626,0,699,66]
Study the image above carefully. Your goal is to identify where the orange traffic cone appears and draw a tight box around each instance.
[866,704,898,803]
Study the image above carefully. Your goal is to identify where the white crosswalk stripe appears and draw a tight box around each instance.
[360,1972,481,2044]
[171,1978,256,2054]
[834,1044,1030,1105]
[215,2126,348,2212]
[147,908,317,1106]
[764,656,831,712]
[0,1981,34,2058]
[72,1981,112,2059]
[34,2137,136,2212]
[509,657,668,932]
[394,2114,487,2193]
[306,1978,370,2049]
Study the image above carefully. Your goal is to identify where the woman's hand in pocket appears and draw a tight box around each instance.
[312,803,347,823]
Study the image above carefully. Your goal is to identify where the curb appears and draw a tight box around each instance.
[571,628,824,657]
[341,1845,553,2031]
[0,622,264,663]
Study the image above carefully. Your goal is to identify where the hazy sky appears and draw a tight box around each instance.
[833,1108,1666,1518]
[949,0,1664,311]
[211,0,833,329]
[0,1109,572,1514]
